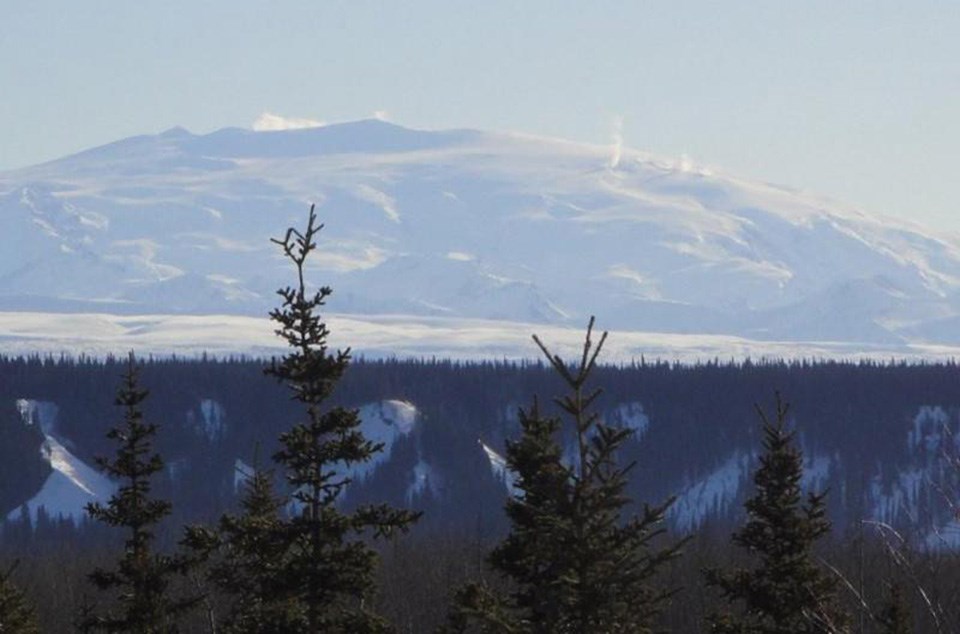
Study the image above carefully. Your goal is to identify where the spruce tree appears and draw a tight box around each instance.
[265,205,421,633]
[449,318,684,633]
[183,462,300,633]
[79,353,197,633]
[0,561,39,634]
[705,395,847,634]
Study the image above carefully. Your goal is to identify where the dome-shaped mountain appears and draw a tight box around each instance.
[3,120,960,357]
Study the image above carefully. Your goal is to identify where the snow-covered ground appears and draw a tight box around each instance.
[3,310,960,362]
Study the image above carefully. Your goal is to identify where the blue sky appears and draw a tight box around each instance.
[3,1,959,229]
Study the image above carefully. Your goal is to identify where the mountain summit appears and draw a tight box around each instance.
[3,120,960,356]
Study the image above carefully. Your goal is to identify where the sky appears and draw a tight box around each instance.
[3,1,959,230]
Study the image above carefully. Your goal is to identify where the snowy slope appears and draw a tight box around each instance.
[353,399,418,481]
[5,119,960,357]
[353,399,440,500]
[669,451,753,533]
[480,441,520,496]
[8,400,113,524]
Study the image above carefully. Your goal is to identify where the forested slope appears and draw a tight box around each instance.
[2,356,959,543]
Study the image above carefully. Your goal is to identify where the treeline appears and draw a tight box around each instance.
[4,353,960,534]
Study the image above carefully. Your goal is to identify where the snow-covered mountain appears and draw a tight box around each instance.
[4,119,960,358]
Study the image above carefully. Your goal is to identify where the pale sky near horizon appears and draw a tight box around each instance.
[3,1,959,230]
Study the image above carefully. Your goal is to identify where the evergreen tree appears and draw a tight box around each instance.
[183,461,300,633]
[265,205,421,633]
[0,560,39,634]
[705,394,847,634]
[79,353,198,633]
[448,318,684,633]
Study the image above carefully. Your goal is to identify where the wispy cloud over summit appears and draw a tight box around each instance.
[252,112,326,131]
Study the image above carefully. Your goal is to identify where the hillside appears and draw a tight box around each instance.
[3,357,960,547]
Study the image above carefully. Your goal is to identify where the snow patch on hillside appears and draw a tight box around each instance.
[195,399,226,441]
[609,402,650,438]
[353,400,419,481]
[869,468,925,526]
[801,453,832,492]
[15,399,58,433]
[480,441,519,496]
[908,406,953,454]
[669,451,752,533]
[407,459,440,502]
[20,436,115,523]
[7,400,113,524]
[234,458,254,492]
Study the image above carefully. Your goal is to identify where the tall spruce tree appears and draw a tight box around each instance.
[0,560,39,634]
[79,353,197,633]
[705,395,847,634]
[448,318,684,633]
[265,205,421,633]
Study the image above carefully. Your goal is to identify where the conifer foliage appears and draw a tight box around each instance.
[705,395,847,633]
[0,560,39,634]
[79,352,197,633]
[265,205,421,633]
[449,318,683,633]
[182,461,296,633]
